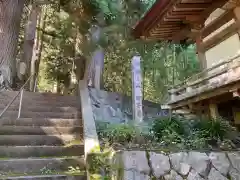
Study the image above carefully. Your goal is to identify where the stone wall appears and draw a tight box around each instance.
[113,151,240,180]
[89,88,168,124]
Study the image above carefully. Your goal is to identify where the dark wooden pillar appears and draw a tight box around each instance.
[196,36,207,70]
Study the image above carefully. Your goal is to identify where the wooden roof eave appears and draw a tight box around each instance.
[133,0,230,41]
[133,0,173,39]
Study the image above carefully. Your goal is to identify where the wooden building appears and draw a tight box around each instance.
[133,0,240,124]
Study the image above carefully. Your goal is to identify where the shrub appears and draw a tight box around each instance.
[193,117,235,140]
[185,131,208,149]
[101,123,137,144]
[160,129,185,148]
[96,121,109,132]
[151,116,186,140]
[96,116,237,151]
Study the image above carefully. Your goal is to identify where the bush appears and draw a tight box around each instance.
[96,116,237,151]
[151,116,186,140]
[193,117,235,140]
[100,123,137,144]
[96,121,110,139]
[185,131,208,149]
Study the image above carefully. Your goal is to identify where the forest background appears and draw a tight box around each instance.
[0,0,200,103]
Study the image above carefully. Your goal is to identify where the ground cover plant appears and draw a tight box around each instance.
[96,116,238,151]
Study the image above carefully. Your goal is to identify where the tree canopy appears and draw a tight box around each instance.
[38,0,200,102]
[0,0,200,103]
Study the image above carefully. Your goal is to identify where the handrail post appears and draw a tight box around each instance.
[33,75,38,92]
[18,90,24,119]
[0,74,36,119]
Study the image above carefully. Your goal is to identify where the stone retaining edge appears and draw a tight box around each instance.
[79,80,100,180]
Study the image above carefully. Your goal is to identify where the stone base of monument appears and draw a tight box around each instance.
[89,88,169,124]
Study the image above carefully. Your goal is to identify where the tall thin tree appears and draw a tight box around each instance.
[0,0,25,88]
[19,3,41,88]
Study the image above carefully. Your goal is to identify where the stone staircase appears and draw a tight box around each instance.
[0,91,86,179]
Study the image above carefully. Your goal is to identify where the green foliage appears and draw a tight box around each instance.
[87,146,116,176]
[39,8,78,92]
[184,131,207,149]
[193,117,235,140]
[33,0,201,101]
[37,0,201,98]
[96,116,238,151]
[103,43,200,103]
[151,116,186,140]
[150,116,237,150]
[99,123,137,144]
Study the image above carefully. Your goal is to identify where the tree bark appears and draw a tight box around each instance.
[0,0,25,88]
[20,3,40,88]
[57,80,61,94]
[30,6,46,92]
[89,26,104,89]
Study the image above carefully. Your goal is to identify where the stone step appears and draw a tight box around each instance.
[0,106,81,113]
[0,96,79,103]
[0,91,78,99]
[0,157,85,175]
[20,98,80,103]
[5,174,86,180]
[1,111,81,119]
[21,96,79,102]
[0,126,83,135]
[0,145,84,158]
[0,135,82,146]
[0,100,80,107]
[0,95,78,100]
[0,92,76,98]
[0,118,82,127]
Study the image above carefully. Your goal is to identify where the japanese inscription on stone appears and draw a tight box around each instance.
[132,56,143,123]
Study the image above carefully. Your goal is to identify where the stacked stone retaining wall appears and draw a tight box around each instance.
[112,151,240,180]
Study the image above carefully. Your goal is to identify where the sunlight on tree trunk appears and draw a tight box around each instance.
[0,0,25,88]
[30,6,47,92]
[89,25,104,89]
[20,3,41,88]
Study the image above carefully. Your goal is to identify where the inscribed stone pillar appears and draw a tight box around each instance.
[132,55,143,123]
[93,48,104,89]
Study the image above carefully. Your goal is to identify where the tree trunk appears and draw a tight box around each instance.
[89,26,104,89]
[0,0,25,88]
[57,81,61,94]
[30,6,46,92]
[19,4,40,88]
[172,45,176,86]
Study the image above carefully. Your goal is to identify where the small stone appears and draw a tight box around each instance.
[122,151,150,174]
[208,168,228,180]
[229,168,240,180]
[188,152,210,177]
[164,170,183,180]
[187,169,204,180]
[124,170,150,180]
[209,152,230,175]
[228,152,240,172]
[170,152,190,175]
[149,152,170,178]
